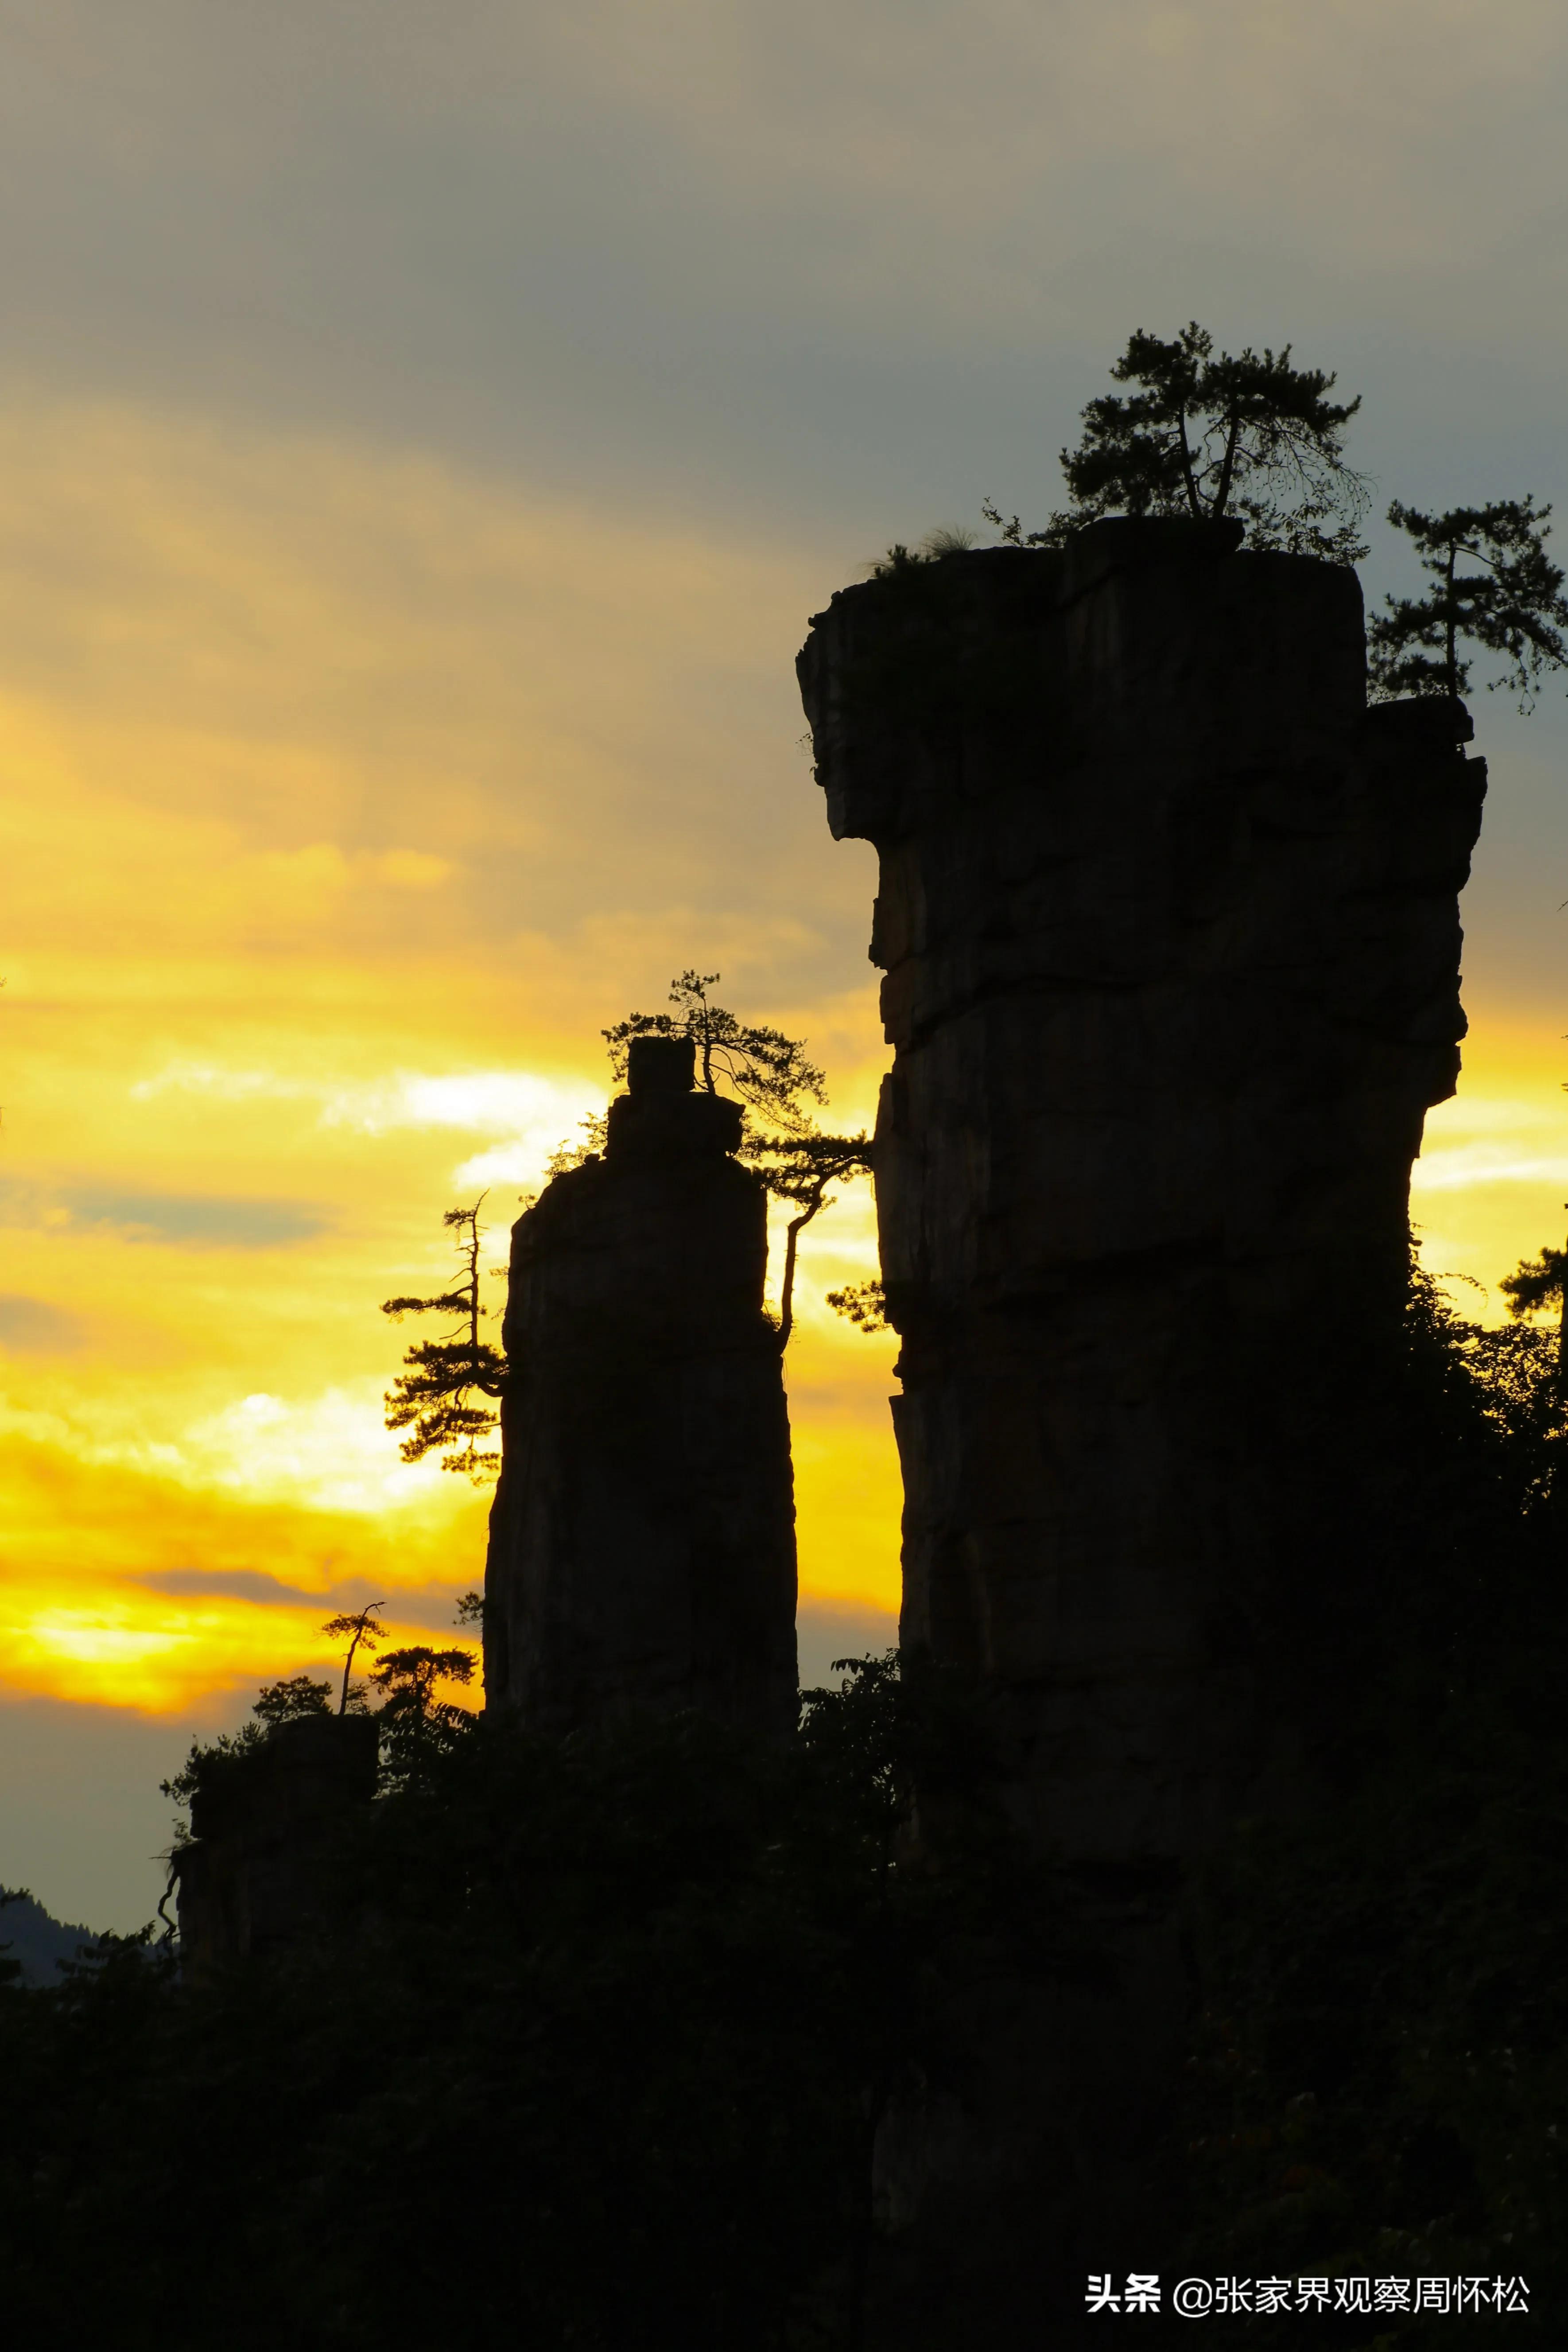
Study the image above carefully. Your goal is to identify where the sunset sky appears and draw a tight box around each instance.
[5,0,1568,1928]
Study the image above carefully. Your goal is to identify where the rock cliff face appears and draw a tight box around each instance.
[484,1035,798,1739]
[797,519,1486,2317]
[799,517,1484,1855]
[173,1714,378,1980]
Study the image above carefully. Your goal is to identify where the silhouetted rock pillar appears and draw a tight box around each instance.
[173,1714,378,1980]
[796,519,1486,2322]
[484,1034,798,1739]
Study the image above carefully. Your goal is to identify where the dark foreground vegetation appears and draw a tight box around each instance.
[3,1260,1568,2348]
[1177,1262,1568,2344]
[0,1653,1039,2351]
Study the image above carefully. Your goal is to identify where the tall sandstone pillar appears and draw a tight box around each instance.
[483,1034,798,1741]
[797,519,1486,2309]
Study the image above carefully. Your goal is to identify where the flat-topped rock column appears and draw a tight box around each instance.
[484,1034,798,1740]
[799,524,1487,2330]
[798,520,1486,1865]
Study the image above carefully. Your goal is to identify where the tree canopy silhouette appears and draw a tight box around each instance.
[160,1652,360,1837]
[749,1131,876,1348]
[986,319,1369,559]
[824,1277,888,1333]
[1368,498,1568,710]
[1500,1220,1568,1385]
[604,967,829,1136]
[251,1673,333,1726]
[368,1644,478,1785]
[562,970,874,1347]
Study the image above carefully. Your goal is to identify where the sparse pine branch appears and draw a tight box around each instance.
[546,1111,609,1177]
[740,1130,874,1347]
[1370,497,1568,711]
[1500,1246,1568,1322]
[380,1289,472,1322]
[597,974,872,1350]
[825,1279,889,1333]
[604,971,827,1136]
[320,1602,386,1715]
[381,1200,507,1483]
[740,1129,873,1201]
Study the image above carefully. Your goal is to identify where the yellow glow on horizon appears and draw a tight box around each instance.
[3,1600,482,1715]
[1413,1015,1568,1318]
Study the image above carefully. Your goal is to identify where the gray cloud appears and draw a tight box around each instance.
[133,1569,883,1680]
[1,0,1567,550]
[132,1567,338,1608]
[0,1687,184,1932]
[0,1293,88,1354]
[2,7,1567,781]
[0,1182,330,1248]
[0,0,1562,1057]
[132,1569,474,1626]
[64,1190,330,1247]
[796,1600,898,1694]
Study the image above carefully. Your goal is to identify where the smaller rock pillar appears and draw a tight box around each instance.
[484,1035,798,1739]
[172,1714,378,1979]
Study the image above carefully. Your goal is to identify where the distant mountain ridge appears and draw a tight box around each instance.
[0,1887,103,1986]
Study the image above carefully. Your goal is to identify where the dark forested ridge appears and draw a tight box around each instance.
[0,1888,101,1987]
[1,1656,1025,2351]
